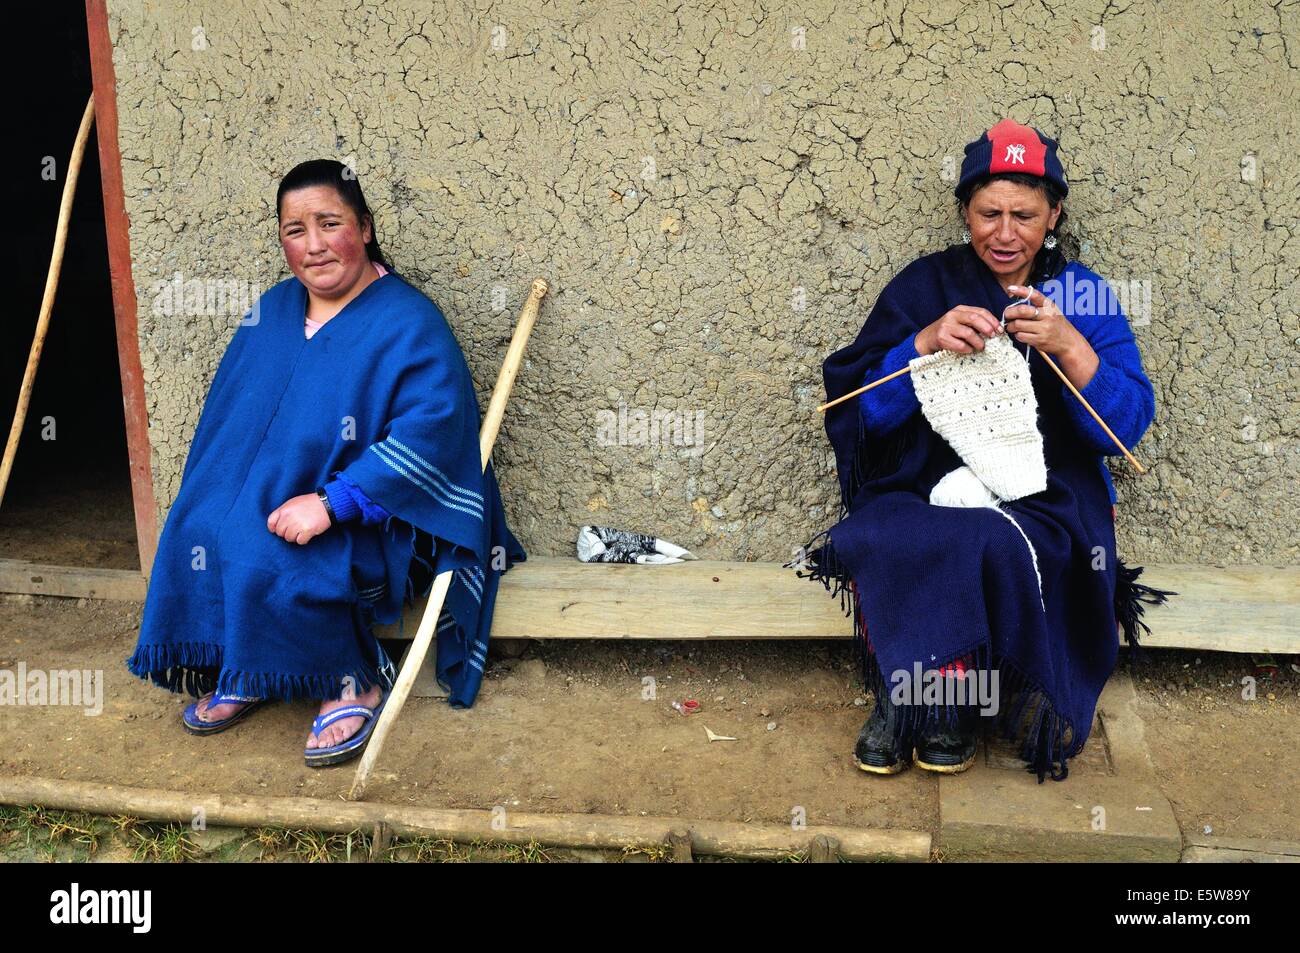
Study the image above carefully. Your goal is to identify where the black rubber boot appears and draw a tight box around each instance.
[853,698,913,775]
[914,707,980,774]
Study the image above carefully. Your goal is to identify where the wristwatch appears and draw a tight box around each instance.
[315,487,337,525]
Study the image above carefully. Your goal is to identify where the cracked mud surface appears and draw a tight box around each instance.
[106,0,1298,566]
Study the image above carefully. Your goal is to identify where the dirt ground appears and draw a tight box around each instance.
[1,594,1297,849]
[1130,650,1299,842]
[0,468,138,571]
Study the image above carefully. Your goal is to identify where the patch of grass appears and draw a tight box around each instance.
[129,821,198,863]
[284,828,337,863]
[1,805,102,860]
[394,835,480,862]
[0,805,21,831]
[503,838,552,863]
[385,835,556,863]
[107,814,141,836]
[288,828,368,863]
[251,825,293,855]
[247,826,372,863]
[621,842,670,863]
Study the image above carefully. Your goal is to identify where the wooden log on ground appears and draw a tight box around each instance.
[0,775,930,863]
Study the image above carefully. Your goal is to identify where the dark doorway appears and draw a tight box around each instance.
[1,5,138,571]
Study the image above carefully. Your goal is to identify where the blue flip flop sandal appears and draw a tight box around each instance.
[304,693,388,768]
[182,692,267,735]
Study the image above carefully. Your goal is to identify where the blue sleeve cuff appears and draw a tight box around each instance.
[330,472,392,526]
[858,331,921,437]
[322,480,361,522]
[885,330,921,371]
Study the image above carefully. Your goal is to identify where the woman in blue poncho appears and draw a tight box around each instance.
[798,120,1171,782]
[128,160,525,767]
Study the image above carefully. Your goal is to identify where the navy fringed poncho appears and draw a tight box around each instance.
[797,243,1172,782]
[129,271,525,708]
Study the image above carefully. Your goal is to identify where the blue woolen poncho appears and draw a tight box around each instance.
[796,243,1173,781]
[128,270,525,708]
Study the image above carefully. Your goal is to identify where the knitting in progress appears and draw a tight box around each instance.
[796,242,1169,783]
[913,326,1050,607]
[908,330,1047,501]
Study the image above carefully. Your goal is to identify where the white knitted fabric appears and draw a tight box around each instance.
[929,465,1045,610]
[929,465,1000,508]
[908,332,1047,501]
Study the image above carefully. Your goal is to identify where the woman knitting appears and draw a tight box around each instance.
[128,159,525,767]
[798,119,1169,782]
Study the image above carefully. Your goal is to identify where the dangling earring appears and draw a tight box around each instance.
[1043,232,1058,250]
[961,228,971,244]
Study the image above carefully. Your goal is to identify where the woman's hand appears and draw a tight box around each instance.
[267,494,332,545]
[1003,285,1087,358]
[916,306,1003,356]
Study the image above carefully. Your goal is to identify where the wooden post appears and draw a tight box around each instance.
[667,828,695,863]
[808,833,841,863]
[86,0,159,576]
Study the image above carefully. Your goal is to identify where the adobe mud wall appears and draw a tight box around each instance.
[107,0,1299,565]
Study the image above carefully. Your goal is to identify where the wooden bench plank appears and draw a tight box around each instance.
[0,558,146,602]
[1133,564,1298,654]
[380,557,852,640]
[376,557,1299,654]
[5,552,1291,654]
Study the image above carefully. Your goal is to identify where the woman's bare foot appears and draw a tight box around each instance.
[193,692,255,722]
[306,681,383,749]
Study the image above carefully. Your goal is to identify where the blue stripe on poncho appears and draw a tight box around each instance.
[794,244,1173,782]
[128,271,525,708]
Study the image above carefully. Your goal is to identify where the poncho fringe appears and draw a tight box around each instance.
[127,641,389,703]
[127,513,440,702]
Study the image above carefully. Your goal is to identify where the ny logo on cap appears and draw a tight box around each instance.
[1003,143,1026,165]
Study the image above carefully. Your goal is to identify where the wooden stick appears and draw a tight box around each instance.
[1035,349,1145,474]
[348,278,548,801]
[817,342,1145,473]
[0,775,930,862]
[1,94,96,508]
[816,366,907,413]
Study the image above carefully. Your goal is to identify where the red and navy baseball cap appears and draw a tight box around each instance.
[956,118,1068,199]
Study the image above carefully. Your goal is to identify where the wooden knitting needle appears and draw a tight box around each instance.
[816,344,1146,474]
[816,368,906,414]
[348,277,547,802]
[1036,348,1145,473]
